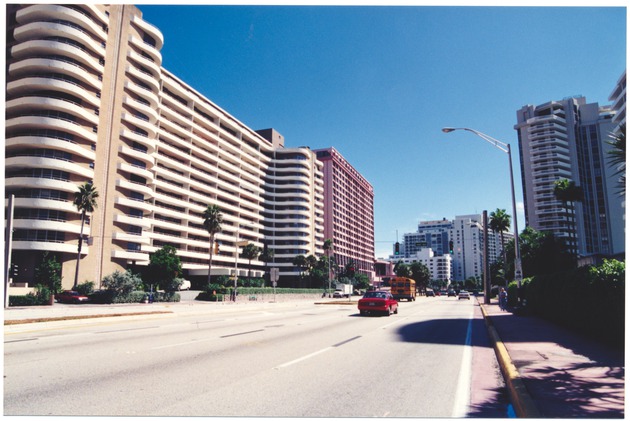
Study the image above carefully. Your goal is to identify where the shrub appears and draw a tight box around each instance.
[9,284,52,307]
[102,270,143,296]
[75,281,95,296]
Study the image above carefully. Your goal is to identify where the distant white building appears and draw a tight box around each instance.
[391,248,452,284]
[390,214,512,282]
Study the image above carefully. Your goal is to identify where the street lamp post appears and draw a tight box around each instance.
[442,127,523,293]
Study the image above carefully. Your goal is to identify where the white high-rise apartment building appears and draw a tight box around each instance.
[515,94,624,261]
[392,214,511,282]
[5,4,324,289]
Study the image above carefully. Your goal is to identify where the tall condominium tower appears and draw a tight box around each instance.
[314,148,375,280]
[260,129,325,285]
[515,95,624,260]
[5,4,324,289]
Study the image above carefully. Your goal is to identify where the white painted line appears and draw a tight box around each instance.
[452,310,473,418]
[275,346,333,369]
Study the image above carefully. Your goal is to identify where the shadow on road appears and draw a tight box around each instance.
[395,316,490,348]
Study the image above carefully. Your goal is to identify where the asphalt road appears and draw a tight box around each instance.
[4,296,508,417]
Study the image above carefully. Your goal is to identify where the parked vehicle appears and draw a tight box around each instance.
[358,291,398,316]
[178,279,192,291]
[390,277,416,301]
[458,291,471,300]
[334,283,353,298]
[56,290,89,304]
[447,290,457,297]
[426,290,435,297]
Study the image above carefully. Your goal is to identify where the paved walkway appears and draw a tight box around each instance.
[480,298,624,418]
[4,296,625,417]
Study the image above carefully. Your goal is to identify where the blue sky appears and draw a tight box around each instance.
[139,3,626,259]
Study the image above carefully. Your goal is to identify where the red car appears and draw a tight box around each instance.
[358,291,398,316]
[56,290,89,304]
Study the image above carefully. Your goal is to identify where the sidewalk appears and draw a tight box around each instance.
[480,298,624,418]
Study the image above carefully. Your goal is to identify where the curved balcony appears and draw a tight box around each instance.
[122,95,159,124]
[111,249,150,262]
[121,111,158,138]
[115,179,154,199]
[17,4,108,42]
[6,135,95,161]
[114,196,154,213]
[7,76,100,108]
[120,128,156,154]
[124,80,159,109]
[12,240,79,254]
[128,35,162,66]
[112,231,151,245]
[10,197,75,214]
[5,176,75,193]
[127,48,161,79]
[125,64,160,94]
[119,145,155,166]
[6,156,94,180]
[6,115,98,145]
[117,162,154,181]
[11,40,103,74]
[7,96,99,126]
[113,211,153,228]
[14,21,105,57]
[9,57,102,91]
[130,14,164,51]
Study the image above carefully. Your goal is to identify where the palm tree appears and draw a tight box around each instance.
[259,243,274,287]
[203,204,223,285]
[553,178,583,257]
[323,239,333,294]
[73,182,99,287]
[241,243,261,281]
[489,208,511,285]
[606,125,625,196]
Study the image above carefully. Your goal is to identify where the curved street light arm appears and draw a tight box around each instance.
[442,127,509,153]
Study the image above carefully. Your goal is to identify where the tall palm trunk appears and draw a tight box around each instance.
[74,210,86,287]
[207,235,215,285]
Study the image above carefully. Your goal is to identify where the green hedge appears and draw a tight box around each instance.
[524,259,624,347]
[195,288,322,301]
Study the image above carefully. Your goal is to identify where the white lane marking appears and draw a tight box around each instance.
[151,337,215,350]
[452,309,473,417]
[275,346,333,369]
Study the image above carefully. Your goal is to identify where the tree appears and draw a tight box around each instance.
[323,239,334,292]
[241,243,261,280]
[259,243,274,287]
[73,181,99,287]
[489,208,511,286]
[147,245,182,290]
[409,261,431,294]
[503,226,573,278]
[203,204,223,285]
[34,251,62,295]
[606,125,625,196]
[394,262,412,278]
[553,178,583,257]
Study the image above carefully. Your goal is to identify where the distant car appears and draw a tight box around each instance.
[178,279,192,291]
[56,290,89,304]
[333,290,343,298]
[426,290,435,297]
[458,291,471,300]
[358,291,398,316]
[447,290,457,297]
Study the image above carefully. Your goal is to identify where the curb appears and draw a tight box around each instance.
[479,301,541,418]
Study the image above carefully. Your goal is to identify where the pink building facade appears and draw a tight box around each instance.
[314,148,375,280]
